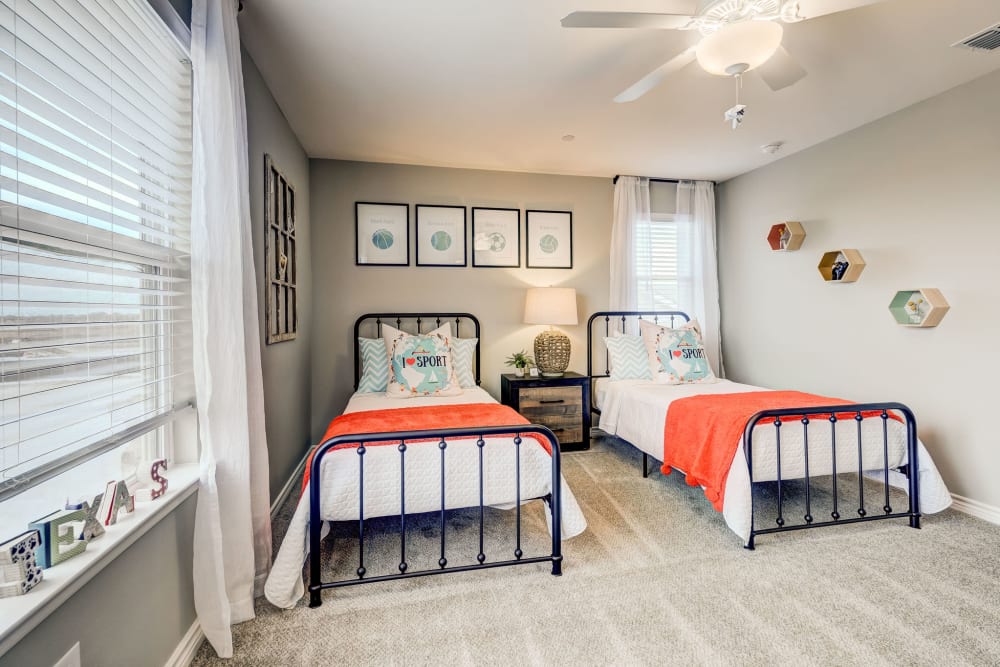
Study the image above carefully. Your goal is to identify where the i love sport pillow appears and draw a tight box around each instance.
[384,327,462,398]
[638,318,716,385]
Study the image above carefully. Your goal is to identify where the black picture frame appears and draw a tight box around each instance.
[355,202,409,266]
[526,209,573,269]
[415,204,467,267]
[471,207,520,268]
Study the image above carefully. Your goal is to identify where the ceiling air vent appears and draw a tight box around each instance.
[952,24,1000,52]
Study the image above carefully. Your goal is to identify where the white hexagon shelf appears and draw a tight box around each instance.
[889,289,950,327]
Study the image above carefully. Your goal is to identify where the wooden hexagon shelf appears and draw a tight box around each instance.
[889,288,950,327]
[818,249,866,283]
[767,221,805,251]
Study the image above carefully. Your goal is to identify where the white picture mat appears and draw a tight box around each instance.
[357,203,408,264]
[416,206,466,265]
[527,210,572,268]
[472,208,519,266]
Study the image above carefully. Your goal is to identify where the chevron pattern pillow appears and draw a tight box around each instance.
[357,337,389,392]
[604,334,653,381]
[449,337,478,387]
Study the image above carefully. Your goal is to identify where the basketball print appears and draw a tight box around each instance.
[371,229,394,250]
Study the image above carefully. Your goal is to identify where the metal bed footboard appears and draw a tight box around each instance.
[308,424,563,608]
[743,402,920,549]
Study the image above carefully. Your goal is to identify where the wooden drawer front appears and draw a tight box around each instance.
[518,386,583,443]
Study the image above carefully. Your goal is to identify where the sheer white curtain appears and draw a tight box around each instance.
[191,0,272,658]
[676,180,724,377]
[610,176,650,310]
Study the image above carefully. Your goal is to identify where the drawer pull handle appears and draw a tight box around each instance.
[539,399,565,404]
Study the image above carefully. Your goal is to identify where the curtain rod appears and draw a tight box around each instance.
[612,176,681,185]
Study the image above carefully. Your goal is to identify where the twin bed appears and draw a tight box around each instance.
[265,313,586,609]
[265,309,951,608]
[588,310,950,548]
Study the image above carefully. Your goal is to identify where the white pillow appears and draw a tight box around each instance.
[638,318,716,384]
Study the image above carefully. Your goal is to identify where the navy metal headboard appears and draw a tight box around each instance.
[586,310,690,414]
[353,312,482,390]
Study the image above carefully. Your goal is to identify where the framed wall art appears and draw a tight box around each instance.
[416,205,467,266]
[472,207,520,267]
[264,154,297,344]
[356,202,409,266]
[526,210,572,269]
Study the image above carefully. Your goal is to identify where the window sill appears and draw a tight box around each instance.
[0,464,200,657]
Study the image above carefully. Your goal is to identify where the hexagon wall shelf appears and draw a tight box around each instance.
[818,249,866,283]
[889,288,950,327]
[767,221,806,251]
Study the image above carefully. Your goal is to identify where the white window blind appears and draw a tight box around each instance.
[0,0,193,497]
[635,213,690,311]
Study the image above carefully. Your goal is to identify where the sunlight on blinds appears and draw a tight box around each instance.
[0,0,193,492]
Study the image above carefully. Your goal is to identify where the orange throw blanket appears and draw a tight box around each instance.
[302,403,551,492]
[661,391,901,512]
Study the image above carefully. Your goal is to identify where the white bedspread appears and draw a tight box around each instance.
[595,378,951,544]
[264,387,587,608]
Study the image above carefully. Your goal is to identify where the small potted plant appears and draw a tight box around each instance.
[906,297,925,325]
[505,350,534,377]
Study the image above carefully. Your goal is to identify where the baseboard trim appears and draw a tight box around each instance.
[950,493,1000,525]
[165,620,203,667]
[271,449,310,517]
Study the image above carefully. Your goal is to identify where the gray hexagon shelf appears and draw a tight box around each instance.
[889,288,950,327]
[818,249,865,283]
[767,221,805,251]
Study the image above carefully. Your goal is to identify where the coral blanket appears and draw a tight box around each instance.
[302,403,551,492]
[661,391,901,512]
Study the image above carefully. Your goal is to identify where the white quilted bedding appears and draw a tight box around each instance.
[595,379,952,544]
[264,387,587,608]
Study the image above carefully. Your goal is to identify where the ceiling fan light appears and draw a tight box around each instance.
[695,21,784,75]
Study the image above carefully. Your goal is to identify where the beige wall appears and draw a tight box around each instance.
[309,160,612,439]
[717,69,1000,509]
[243,49,314,499]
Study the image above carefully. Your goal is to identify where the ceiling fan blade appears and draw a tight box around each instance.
[560,11,697,30]
[613,47,697,103]
[756,46,807,91]
[792,0,887,20]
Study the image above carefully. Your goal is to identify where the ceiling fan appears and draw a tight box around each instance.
[562,0,887,103]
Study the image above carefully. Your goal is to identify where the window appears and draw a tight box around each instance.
[0,0,193,502]
[634,213,691,311]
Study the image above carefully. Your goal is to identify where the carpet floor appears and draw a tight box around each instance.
[192,433,1000,666]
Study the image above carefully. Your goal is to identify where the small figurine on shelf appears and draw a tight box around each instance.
[906,297,925,325]
[831,260,849,281]
[505,350,534,377]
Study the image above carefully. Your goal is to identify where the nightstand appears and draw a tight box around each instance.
[500,372,591,451]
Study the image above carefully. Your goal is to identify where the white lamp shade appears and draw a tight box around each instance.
[696,21,783,76]
[524,287,578,326]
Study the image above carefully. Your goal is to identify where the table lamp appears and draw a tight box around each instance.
[524,287,578,376]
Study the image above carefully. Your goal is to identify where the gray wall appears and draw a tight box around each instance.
[717,69,1000,509]
[309,160,612,439]
[243,49,314,499]
[0,496,197,667]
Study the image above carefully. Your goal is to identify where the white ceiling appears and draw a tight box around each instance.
[238,0,1000,182]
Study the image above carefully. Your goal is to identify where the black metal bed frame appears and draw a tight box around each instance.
[308,313,562,607]
[586,310,921,548]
